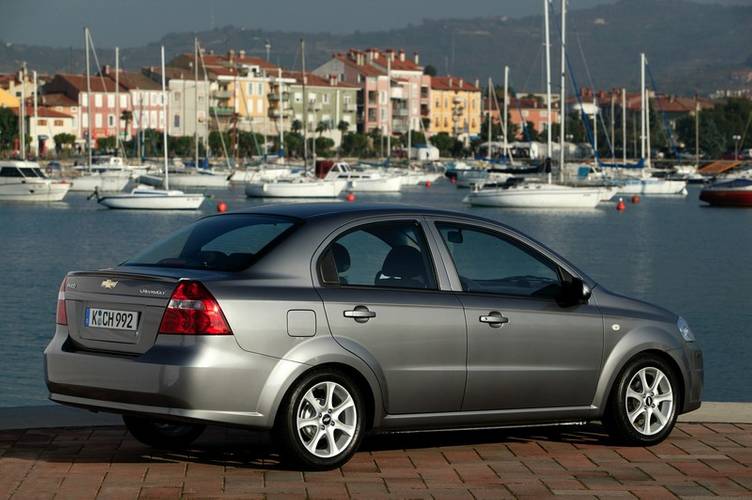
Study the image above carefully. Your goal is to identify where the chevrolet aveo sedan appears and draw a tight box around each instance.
[45,203,703,469]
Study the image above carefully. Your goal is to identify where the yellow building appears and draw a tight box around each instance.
[0,88,19,108]
[429,76,481,140]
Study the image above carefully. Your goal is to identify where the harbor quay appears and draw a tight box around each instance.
[0,404,751,499]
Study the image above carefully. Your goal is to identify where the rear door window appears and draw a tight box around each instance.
[125,214,297,271]
[319,220,437,290]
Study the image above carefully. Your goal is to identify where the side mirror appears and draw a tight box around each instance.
[557,277,591,307]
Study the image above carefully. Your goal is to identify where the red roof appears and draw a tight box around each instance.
[431,76,480,92]
[38,93,77,107]
[334,53,384,77]
[52,73,124,93]
[282,71,359,89]
[109,70,161,91]
[11,107,72,119]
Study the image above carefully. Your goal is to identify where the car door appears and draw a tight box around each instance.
[315,218,467,415]
[429,219,604,411]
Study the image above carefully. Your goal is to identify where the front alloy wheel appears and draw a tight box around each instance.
[605,355,679,445]
[278,370,364,469]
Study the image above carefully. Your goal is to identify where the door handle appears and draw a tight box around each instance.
[344,306,376,323]
[479,311,509,328]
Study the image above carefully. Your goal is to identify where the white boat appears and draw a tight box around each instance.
[230,165,298,183]
[246,177,347,198]
[324,163,403,193]
[464,183,603,208]
[0,161,70,202]
[68,157,146,192]
[159,169,230,189]
[96,186,205,210]
[617,178,688,195]
[95,46,205,211]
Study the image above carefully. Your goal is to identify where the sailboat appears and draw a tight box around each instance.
[95,46,205,210]
[614,54,687,195]
[465,0,604,209]
[245,39,345,199]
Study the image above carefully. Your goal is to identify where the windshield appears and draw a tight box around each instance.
[125,214,298,271]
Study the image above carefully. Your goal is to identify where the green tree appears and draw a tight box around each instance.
[142,129,163,157]
[314,136,335,157]
[430,132,463,157]
[0,107,19,152]
[316,120,331,137]
[96,136,116,152]
[341,132,369,157]
[423,65,437,77]
[53,133,76,156]
[168,136,194,157]
[208,131,230,157]
[291,119,303,135]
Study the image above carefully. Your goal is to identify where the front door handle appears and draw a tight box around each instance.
[344,305,376,323]
[479,311,509,328]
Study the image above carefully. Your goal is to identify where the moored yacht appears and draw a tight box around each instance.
[699,178,752,207]
[0,161,70,202]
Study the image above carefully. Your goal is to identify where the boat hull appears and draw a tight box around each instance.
[165,174,229,189]
[617,179,687,195]
[69,173,131,192]
[699,189,752,207]
[465,186,603,208]
[97,193,205,210]
[245,180,345,198]
[0,181,70,202]
[348,176,403,193]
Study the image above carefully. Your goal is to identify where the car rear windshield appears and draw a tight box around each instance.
[124,214,298,271]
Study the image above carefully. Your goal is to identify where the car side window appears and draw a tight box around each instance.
[319,221,437,290]
[436,222,561,298]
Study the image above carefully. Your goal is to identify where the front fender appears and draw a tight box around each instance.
[592,324,686,413]
[256,335,386,429]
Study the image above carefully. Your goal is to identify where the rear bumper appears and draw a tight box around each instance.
[44,326,305,429]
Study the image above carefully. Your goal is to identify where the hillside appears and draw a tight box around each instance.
[0,0,750,95]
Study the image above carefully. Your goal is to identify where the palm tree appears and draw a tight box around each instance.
[337,120,350,157]
[120,110,133,154]
[316,120,331,137]
[291,119,303,135]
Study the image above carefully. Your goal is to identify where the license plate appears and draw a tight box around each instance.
[85,307,138,331]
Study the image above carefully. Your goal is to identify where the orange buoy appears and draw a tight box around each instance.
[616,198,626,211]
[425,180,432,188]
[345,192,356,202]
[216,201,228,213]
[631,195,641,204]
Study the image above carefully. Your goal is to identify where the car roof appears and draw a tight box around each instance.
[225,202,495,223]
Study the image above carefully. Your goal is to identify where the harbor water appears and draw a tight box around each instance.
[1,182,750,407]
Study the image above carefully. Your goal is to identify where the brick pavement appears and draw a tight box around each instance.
[1,422,751,499]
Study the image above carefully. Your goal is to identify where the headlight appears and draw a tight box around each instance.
[677,317,695,342]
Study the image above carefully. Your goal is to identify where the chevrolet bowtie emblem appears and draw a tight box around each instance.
[100,279,119,289]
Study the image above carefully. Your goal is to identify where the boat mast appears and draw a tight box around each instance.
[622,88,627,164]
[194,37,199,168]
[695,96,700,167]
[544,0,553,162]
[278,67,284,158]
[610,92,616,164]
[115,46,120,157]
[486,77,492,160]
[85,28,93,170]
[640,52,646,162]
[593,97,598,159]
[558,0,567,182]
[645,80,652,169]
[386,56,392,163]
[19,63,26,161]
[301,39,308,174]
[407,79,412,162]
[161,45,169,190]
[503,65,510,162]
[33,70,38,158]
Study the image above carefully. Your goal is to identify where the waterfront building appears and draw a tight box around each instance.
[428,76,482,141]
[0,88,19,108]
[0,70,45,101]
[282,71,358,146]
[313,48,428,138]
[13,106,76,156]
[102,67,163,141]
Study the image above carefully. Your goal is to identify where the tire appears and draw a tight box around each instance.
[123,415,205,449]
[604,354,680,446]
[276,369,365,470]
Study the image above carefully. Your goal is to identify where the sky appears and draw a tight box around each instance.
[0,0,738,48]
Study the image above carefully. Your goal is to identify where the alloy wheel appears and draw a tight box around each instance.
[296,381,358,458]
[624,366,674,436]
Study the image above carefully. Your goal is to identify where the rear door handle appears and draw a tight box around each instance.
[479,311,509,328]
[344,306,376,323]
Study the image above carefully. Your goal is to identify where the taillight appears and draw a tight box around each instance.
[158,281,232,335]
[55,277,68,326]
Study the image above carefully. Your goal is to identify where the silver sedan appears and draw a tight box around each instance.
[45,203,703,469]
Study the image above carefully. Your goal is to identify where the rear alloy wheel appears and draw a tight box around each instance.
[605,355,679,445]
[123,415,205,449]
[277,370,364,469]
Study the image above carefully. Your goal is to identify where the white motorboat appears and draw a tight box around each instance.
[324,163,403,193]
[246,177,347,198]
[464,183,604,209]
[95,186,205,210]
[616,178,688,195]
[159,169,230,189]
[230,165,299,183]
[0,161,70,202]
[94,46,205,211]
[68,157,145,192]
